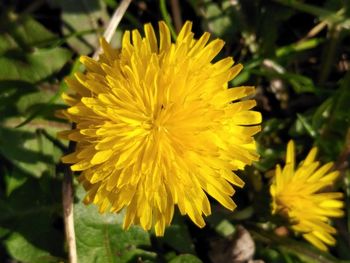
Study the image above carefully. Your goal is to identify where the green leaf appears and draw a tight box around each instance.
[16,91,53,116]
[312,97,333,131]
[0,81,37,120]
[273,0,347,25]
[0,47,71,83]
[48,0,109,54]
[276,38,323,58]
[255,246,285,263]
[200,0,236,38]
[285,73,316,94]
[0,12,57,50]
[250,227,341,263]
[253,2,295,57]
[168,254,202,263]
[316,72,350,159]
[331,72,350,126]
[163,214,195,254]
[296,113,317,138]
[231,58,262,86]
[215,219,235,237]
[5,233,64,263]
[74,186,155,263]
[3,166,28,196]
[15,57,82,128]
[0,13,71,83]
[0,176,64,263]
[0,125,63,178]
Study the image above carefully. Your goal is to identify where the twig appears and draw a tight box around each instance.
[93,0,132,59]
[298,20,327,43]
[62,1,132,262]
[170,0,183,33]
[22,0,45,15]
[62,137,77,263]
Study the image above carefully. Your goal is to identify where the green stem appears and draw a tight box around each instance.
[160,0,177,41]
[273,0,333,18]
[247,226,340,263]
[319,25,341,84]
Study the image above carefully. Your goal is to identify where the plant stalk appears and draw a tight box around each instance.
[62,143,77,263]
[63,1,132,262]
[170,0,183,33]
[93,0,132,59]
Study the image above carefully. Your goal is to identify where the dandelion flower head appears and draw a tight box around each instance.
[59,21,261,235]
[270,140,344,251]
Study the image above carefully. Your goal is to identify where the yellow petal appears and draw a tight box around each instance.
[91,150,114,165]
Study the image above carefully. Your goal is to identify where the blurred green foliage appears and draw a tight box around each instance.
[0,0,349,262]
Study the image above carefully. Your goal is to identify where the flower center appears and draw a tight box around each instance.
[142,105,167,132]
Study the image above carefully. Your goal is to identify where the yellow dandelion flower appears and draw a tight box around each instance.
[59,21,261,236]
[270,140,344,251]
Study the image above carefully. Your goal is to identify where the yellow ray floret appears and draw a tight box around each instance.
[270,140,344,251]
[59,21,262,236]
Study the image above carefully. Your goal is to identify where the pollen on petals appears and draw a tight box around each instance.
[60,21,261,235]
